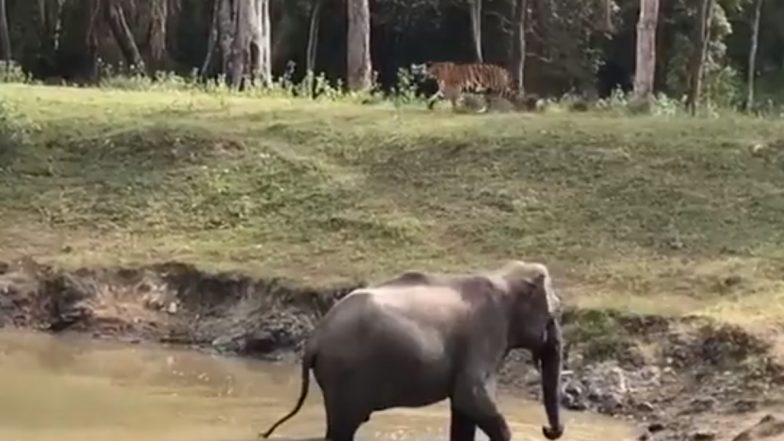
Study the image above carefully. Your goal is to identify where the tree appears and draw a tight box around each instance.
[305,0,324,96]
[746,0,763,112]
[249,0,271,87]
[632,0,660,103]
[527,0,609,97]
[598,0,613,33]
[347,0,372,91]
[226,0,251,88]
[686,0,714,115]
[469,0,482,62]
[147,0,169,68]
[510,0,527,93]
[201,0,220,77]
[202,0,271,89]
[0,0,12,67]
[104,0,145,71]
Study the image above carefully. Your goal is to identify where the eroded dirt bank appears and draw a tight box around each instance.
[1,257,782,441]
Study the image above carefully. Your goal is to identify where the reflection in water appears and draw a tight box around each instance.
[0,329,636,441]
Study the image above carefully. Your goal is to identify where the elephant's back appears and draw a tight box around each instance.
[313,289,456,408]
[317,287,458,361]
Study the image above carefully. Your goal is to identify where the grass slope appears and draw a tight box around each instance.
[1,84,783,330]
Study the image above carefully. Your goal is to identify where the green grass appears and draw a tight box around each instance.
[1,83,784,331]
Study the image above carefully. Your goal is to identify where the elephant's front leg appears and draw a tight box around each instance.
[451,374,511,441]
[449,406,476,441]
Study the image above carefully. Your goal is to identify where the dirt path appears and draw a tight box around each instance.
[1,257,783,440]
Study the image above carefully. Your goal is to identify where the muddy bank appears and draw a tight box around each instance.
[1,257,783,440]
[0,257,359,360]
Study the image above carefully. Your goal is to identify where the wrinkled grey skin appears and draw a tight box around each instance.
[261,260,564,441]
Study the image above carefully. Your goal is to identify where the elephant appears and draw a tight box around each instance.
[261,260,565,441]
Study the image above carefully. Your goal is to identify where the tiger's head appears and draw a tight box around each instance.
[409,62,433,80]
[411,61,458,83]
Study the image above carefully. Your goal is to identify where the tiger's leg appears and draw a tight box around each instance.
[465,72,487,113]
[474,88,490,114]
[426,89,444,110]
[443,86,461,112]
[477,95,489,113]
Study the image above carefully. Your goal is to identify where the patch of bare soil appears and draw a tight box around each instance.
[1,256,782,440]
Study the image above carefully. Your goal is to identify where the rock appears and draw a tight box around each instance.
[523,368,540,386]
[167,302,178,315]
[598,392,625,413]
[732,414,784,441]
[575,361,631,414]
[243,330,277,354]
[562,394,587,411]
[607,366,629,393]
[691,431,716,441]
[561,382,588,411]
[689,396,717,413]
[731,399,757,413]
[142,293,166,310]
[638,366,662,382]
[211,334,242,353]
[563,380,582,396]
[636,401,656,413]
[648,423,665,433]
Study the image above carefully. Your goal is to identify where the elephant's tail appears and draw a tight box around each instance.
[259,345,316,439]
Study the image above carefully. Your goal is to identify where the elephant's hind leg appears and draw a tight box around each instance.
[326,413,364,441]
[322,386,368,441]
[324,413,370,440]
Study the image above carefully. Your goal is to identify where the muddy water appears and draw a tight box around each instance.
[0,330,636,441]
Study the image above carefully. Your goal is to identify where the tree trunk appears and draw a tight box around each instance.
[105,0,145,71]
[0,0,11,66]
[305,0,323,97]
[347,0,372,91]
[201,0,220,77]
[38,0,47,30]
[510,0,526,95]
[469,0,482,62]
[632,0,660,102]
[593,0,613,33]
[248,0,271,87]
[306,0,323,75]
[746,0,763,112]
[226,0,251,88]
[36,0,63,47]
[686,0,714,115]
[204,0,247,88]
[212,0,241,87]
[148,0,168,68]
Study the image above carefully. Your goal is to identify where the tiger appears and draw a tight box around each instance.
[410,61,517,112]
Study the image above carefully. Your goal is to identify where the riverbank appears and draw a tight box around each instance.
[1,257,783,440]
[1,83,784,439]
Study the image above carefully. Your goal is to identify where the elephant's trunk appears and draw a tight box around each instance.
[539,317,564,440]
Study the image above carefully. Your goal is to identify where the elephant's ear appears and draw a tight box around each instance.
[534,273,560,315]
